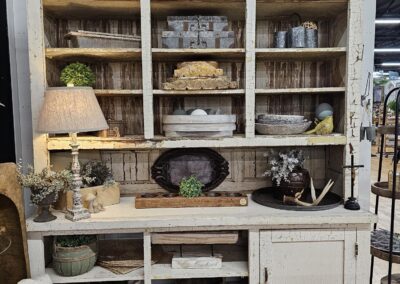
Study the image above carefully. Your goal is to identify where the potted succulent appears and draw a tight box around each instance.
[53,234,97,277]
[60,62,96,87]
[264,150,310,199]
[16,164,73,222]
[179,175,204,198]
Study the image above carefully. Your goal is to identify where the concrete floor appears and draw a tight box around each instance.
[370,149,400,283]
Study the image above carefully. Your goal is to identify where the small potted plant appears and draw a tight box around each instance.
[264,150,310,199]
[17,164,73,222]
[179,175,204,198]
[53,234,97,277]
[60,62,96,87]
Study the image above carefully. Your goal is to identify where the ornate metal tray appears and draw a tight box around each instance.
[151,148,229,193]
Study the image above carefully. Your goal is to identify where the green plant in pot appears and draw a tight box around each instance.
[17,164,73,222]
[179,175,204,198]
[60,62,95,87]
[53,235,97,277]
[264,150,310,200]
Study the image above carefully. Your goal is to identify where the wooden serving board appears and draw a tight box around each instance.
[135,192,248,209]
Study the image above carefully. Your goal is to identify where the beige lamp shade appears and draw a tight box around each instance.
[37,87,109,134]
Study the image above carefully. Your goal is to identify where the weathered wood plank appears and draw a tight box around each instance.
[135,193,248,209]
[152,231,239,245]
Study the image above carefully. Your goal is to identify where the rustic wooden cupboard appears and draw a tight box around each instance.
[25,0,374,283]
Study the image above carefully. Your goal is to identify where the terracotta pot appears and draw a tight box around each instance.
[53,241,97,277]
[33,191,57,223]
[273,168,310,200]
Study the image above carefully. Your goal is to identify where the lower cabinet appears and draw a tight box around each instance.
[259,229,357,284]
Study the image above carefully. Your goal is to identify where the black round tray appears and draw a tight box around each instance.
[252,187,342,211]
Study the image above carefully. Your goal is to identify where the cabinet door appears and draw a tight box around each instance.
[260,229,357,284]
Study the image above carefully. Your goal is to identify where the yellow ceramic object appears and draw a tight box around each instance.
[305,116,334,135]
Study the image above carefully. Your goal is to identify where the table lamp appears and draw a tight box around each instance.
[37,87,108,221]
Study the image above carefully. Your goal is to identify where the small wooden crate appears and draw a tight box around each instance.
[135,192,248,209]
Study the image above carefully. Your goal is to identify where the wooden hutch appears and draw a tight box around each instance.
[26,0,374,283]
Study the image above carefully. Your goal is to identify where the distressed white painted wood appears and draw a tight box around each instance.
[27,0,49,170]
[343,0,364,199]
[46,266,144,283]
[260,230,272,284]
[260,229,357,284]
[344,229,357,284]
[27,235,45,278]
[47,134,347,150]
[356,228,371,284]
[152,261,248,280]
[26,196,375,235]
[143,232,152,284]
[248,229,260,284]
[245,0,256,138]
[140,0,154,139]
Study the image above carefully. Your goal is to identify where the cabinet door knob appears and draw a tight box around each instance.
[265,267,269,283]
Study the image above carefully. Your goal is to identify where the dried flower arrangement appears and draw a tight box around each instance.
[179,175,204,198]
[80,161,115,187]
[17,164,73,205]
[263,150,305,186]
[60,62,96,87]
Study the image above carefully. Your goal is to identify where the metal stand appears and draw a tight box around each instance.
[370,87,400,284]
[65,133,90,221]
[343,144,363,210]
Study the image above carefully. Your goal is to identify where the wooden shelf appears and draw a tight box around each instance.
[46,134,347,150]
[43,0,141,18]
[151,1,245,20]
[151,261,248,280]
[153,89,245,96]
[370,247,400,264]
[255,48,346,60]
[94,89,143,97]
[371,182,400,199]
[255,87,346,95]
[46,266,144,283]
[152,48,245,61]
[46,48,142,62]
[256,0,347,18]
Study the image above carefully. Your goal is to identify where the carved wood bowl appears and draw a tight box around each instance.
[255,121,312,135]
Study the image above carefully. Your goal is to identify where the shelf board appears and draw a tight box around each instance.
[255,48,346,60]
[94,89,143,97]
[46,266,144,283]
[151,261,248,280]
[46,48,142,62]
[43,0,140,19]
[151,1,245,20]
[255,87,346,95]
[47,134,347,150]
[153,89,245,96]
[152,48,245,61]
[370,246,400,264]
[256,0,347,18]
[371,182,400,199]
